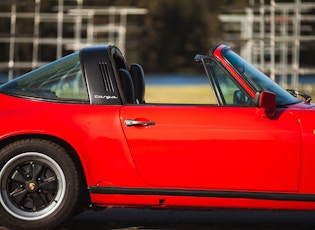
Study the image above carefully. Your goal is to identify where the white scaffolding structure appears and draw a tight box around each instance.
[219,0,315,89]
[0,0,147,80]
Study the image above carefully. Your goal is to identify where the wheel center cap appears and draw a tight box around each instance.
[26,181,38,192]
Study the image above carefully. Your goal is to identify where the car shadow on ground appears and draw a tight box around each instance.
[60,208,315,230]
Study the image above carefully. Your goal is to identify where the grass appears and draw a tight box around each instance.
[145,85,217,104]
[298,84,315,99]
[145,84,315,104]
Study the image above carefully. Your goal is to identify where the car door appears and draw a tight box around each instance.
[120,104,301,192]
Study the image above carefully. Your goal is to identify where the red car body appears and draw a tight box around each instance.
[0,44,315,229]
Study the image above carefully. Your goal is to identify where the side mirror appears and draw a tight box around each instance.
[258,91,276,118]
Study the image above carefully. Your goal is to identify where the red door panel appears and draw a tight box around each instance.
[120,105,301,192]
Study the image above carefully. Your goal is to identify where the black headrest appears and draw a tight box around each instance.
[118,69,135,104]
[130,64,145,104]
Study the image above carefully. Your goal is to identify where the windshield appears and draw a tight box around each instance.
[0,52,89,103]
[222,49,300,106]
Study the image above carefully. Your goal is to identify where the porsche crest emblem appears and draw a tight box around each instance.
[28,182,36,191]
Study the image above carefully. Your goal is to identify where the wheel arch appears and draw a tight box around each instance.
[0,133,91,208]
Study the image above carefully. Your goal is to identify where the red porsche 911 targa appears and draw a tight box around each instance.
[0,44,315,230]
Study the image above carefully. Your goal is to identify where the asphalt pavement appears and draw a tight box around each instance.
[61,208,315,230]
[2,208,315,229]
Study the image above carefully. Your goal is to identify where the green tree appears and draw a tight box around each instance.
[140,0,223,73]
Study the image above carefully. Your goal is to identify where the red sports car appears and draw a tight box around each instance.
[0,44,314,230]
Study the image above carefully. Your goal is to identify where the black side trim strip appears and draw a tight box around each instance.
[89,186,315,202]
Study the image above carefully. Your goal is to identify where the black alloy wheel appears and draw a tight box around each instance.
[0,139,81,230]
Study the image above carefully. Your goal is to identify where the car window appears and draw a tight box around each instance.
[204,58,253,106]
[0,53,89,103]
[223,49,300,106]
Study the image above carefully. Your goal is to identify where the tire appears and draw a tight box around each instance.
[0,139,81,230]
